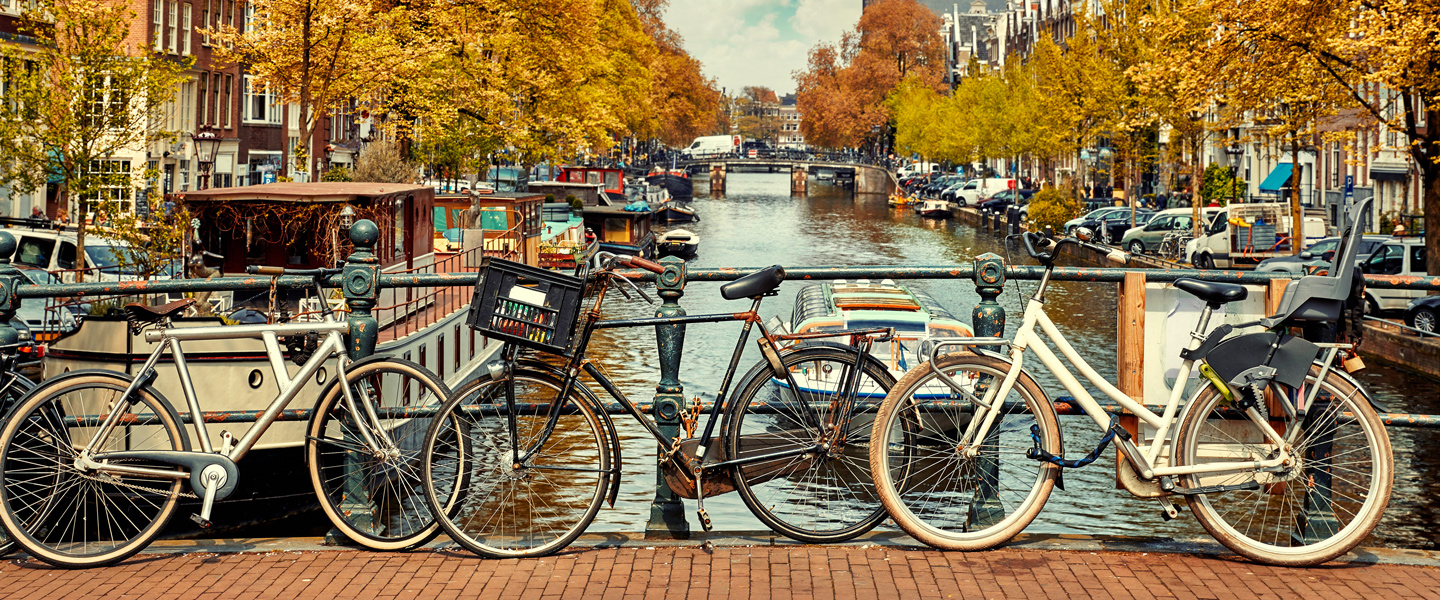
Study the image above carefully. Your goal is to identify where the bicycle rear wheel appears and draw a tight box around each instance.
[870,353,1060,550]
[0,369,34,557]
[1176,368,1392,566]
[308,356,454,550]
[423,367,611,558]
[0,373,186,568]
[725,345,895,543]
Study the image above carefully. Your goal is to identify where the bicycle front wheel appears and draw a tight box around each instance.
[1176,367,1392,566]
[870,353,1060,550]
[423,367,611,558]
[725,345,895,543]
[0,373,186,568]
[0,369,35,558]
[308,356,454,551]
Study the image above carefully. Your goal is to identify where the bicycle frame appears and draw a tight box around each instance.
[959,283,1332,482]
[75,313,362,476]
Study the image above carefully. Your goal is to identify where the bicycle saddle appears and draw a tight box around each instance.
[124,298,196,324]
[721,265,786,300]
[1173,278,1247,307]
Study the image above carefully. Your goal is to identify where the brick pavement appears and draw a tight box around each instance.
[2,544,1438,600]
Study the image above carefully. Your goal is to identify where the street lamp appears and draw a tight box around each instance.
[1224,141,1244,203]
[339,204,356,231]
[191,125,222,190]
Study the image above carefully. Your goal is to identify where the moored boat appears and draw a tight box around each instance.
[646,170,693,201]
[657,229,699,259]
[917,199,952,219]
[651,201,699,223]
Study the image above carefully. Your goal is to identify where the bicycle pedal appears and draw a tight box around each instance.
[1157,497,1181,521]
[189,514,212,528]
[697,508,713,532]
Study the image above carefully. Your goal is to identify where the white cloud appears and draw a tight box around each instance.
[665,0,858,95]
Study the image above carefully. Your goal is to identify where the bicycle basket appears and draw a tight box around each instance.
[466,257,585,356]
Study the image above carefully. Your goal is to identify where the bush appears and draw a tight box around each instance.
[567,195,583,210]
[322,166,352,182]
[1200,164,1244,204]
[1027,188,1083,234]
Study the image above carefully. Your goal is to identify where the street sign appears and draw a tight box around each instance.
[1344,175,1354,202]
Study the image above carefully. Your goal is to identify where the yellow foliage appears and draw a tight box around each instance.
[1026,188,1083,234]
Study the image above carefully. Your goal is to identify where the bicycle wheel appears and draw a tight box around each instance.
[1176,367,1392,566]
[0,373,186,568]
[870,353,1060,550]
[308,356,454,551]
[423,367,611,558]
[0,369,34,558]
[725,345,895,543]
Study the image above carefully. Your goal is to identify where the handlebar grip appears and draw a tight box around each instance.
[248,266,285,275]
[628,257,665,274]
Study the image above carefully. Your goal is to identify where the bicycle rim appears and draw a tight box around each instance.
[0,371,34,557]
[727,346,894,543]
[1177,372,1392,566]
[871,354,1059,550]
[0,375,184,568]
[424,370,610,558]
[309,358,453,550]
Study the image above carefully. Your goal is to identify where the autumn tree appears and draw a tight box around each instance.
[353,139,420,183]
[210,0,415,181]
[795,0,946,150]
[632,0,720,147]
[735,86,781,143]
[0,0,191,281]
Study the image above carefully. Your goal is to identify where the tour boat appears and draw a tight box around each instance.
[917,199,952,219]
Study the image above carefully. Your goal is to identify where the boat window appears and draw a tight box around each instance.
[605,172,619,191]
[15,237,54,269]
[603,218,630,242]
[394,197,406,260]
[846,319,926,332]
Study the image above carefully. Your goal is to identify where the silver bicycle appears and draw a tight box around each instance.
[0,266,454,568]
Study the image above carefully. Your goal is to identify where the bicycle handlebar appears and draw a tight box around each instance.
[247,266,344,278]
[621,256,665,274]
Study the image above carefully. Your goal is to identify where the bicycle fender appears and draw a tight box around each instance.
[24,369,193,452]
[1320,363,1388,414]
[512,359,623,508]
[966,347,1063,452]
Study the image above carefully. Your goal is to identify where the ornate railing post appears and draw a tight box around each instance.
[646,255,690,538]
[971,252,1007,526]
[343,220,381,359]
[0,233,21,346]
[328,219,380,545]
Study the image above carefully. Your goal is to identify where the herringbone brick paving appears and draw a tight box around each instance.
[2,545,1437,599]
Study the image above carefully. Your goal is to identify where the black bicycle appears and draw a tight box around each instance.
[420,254,901,558]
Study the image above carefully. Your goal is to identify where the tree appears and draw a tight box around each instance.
[795,0,946,150]
[353,139,419,183]
[0,0,191,281]
[735,86,781,143]
[632,0,720,147]
[210,0,413,181]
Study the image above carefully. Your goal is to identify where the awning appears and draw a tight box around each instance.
[1369,159,1409,182]
[1258,163,1294,193]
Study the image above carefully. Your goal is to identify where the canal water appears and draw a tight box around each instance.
[582,172,1440,549]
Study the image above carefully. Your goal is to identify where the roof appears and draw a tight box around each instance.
[175,182,433,203]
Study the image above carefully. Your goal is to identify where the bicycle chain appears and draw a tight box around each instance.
[70,461,198,500]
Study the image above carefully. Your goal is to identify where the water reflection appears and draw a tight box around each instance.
[583,172,1438,550]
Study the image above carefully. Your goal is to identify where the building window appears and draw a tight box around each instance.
[167,1,178,53]
[84,72,126,130]
[182,4,192,55]
[243,75,280,125]
[153,0,163,51]
[223,74,233,127]
[197,74,207,126]
[454,324,461,371]
[84,159,133,210]
[201,0,209,45]
[243,0,254,32]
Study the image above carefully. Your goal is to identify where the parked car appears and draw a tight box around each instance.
[1254,235,1390,275]
[1073,209,1155,245]
[921,174,965,197]
[974,189,1035,211]
[1065,207,1128,235]
[1119,207,1213,254]
[1360,237,1428,314]
[6,228,173,283]
[14,266,81,339]
[1404,295,1439,333]
[952,178,1018,207]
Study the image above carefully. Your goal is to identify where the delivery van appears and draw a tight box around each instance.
[1187,203,1327,269]
[681,135,739,159]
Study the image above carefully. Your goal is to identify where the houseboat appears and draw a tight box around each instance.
[581,204,655,260]
[646,169,694,201]
[44,182,504,534]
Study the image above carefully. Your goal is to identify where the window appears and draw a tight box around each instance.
[243,75,280,124]
[153,0,163,51]
[437,334,445,379]
[1367,244,1403,275]
[1412,246,1427,274]
[201,0,209,45]
[243,0,254,32]
[15,237,54,269]
[197,74,207,126]
[454,324,461,371]
[84,159,133,210]
[182,4,192,55]
[223,74,233,127]
[84,72,127,130]
[167,1,177,53]
[211,72,222,126]
[393,197,405,259]
[57,242,76,269]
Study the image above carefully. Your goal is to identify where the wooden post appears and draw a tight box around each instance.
[709,163,726,195]
[791,165,807,195]
[1116,271,1146,487]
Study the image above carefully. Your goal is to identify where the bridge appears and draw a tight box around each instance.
[670,157,895,196]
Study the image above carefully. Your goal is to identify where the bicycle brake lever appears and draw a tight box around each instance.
[610,272,654,304]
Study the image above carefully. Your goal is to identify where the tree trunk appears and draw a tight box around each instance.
[1290,133,1302,256]
[68,184,86,284]
[1423,154,1440,276]
[1191,135,1202,239]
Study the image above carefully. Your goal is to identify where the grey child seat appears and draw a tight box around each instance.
[1259,198,1372,328]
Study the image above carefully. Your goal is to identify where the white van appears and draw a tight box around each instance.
[897,162,939,178]
[5,228,177,283]
[680,135,738,159]
[1187,203,1327,269]
[952,178,1017,207]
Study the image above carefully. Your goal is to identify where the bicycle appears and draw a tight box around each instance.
[0,266,454,568]
[869,198,1392,566]
[1158,230,1193,261]
[419,254,898,558]
[0,340,39,557]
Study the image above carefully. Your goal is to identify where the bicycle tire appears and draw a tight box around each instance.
[0,369,34,558]
[0,373,186,568]
[422,367,611,558]
[724,345,895,543]
[307,356,455,551]
[1176,367,1392,566]
[870,353,1060,550]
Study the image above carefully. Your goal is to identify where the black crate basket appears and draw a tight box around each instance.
[466,257,585,357]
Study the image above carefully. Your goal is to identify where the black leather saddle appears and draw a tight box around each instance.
[721,265,786,300]
[1174,278,1247,307]
[124,298,196,324]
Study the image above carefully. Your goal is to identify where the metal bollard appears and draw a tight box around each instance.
[343,220,381,360]
[646,255,690,538]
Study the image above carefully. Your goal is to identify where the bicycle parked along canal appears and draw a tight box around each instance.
[419,253,898,558]
[869,199,1392,566]
[0,266,453,568]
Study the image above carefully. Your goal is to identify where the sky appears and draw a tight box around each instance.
[664,0,863,97]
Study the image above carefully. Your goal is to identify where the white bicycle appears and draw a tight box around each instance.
[870,200,1392,566]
